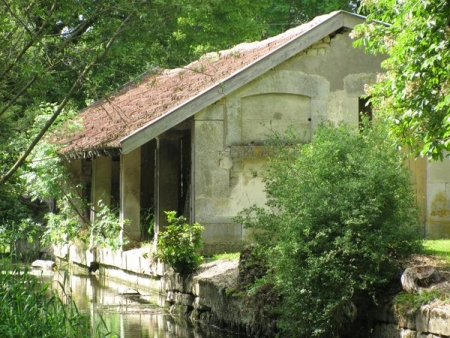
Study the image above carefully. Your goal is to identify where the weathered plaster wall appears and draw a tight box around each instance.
[426,157,450,238]
[193,32,386,253]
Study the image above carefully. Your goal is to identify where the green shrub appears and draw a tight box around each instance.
[237,122,422,337]
[45,199,126,250]
[156,211,203,275]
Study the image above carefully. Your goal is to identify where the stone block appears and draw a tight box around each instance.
[400,329,417,338]
[193,296,211,311]
[313,43,330,49]
[163,272,184,292]
[99,248,111,265]
[178,293,195,306]
[53,243,69,259]
[415,305,431,333]
[68,245,92,266]
[166,290,175,303]
[397,308,417,330]
[123,249,144,273]
[426,305,450,336]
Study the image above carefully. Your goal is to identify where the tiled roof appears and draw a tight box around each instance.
[58,11,352,157]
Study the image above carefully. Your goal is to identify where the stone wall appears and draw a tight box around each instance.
[164,260,252,334]
[371,300,450,338]
[53,243,164,291]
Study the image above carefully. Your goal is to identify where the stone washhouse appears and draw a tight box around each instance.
[57,11,450,258]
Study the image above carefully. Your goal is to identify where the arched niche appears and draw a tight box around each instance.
[240,93,311,143]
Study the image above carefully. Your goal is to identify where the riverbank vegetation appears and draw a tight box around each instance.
[0,267,92,337]
[237,122,423,337]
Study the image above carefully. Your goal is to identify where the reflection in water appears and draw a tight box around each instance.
[34,269,245,338]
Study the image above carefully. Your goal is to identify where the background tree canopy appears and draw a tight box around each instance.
[354,0,450,160]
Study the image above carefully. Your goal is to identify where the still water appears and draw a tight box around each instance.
[33,269,246,338]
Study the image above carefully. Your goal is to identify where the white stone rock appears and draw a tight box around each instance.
[31,260,56,270]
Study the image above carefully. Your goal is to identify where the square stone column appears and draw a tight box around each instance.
[120,148,141,247]
[91,156,112,222]
[155,132,182,233]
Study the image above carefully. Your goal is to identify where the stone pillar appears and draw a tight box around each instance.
[155,132,181,233]
[120,148,141,247]
[66,159,87,221]
[90,156,112,222]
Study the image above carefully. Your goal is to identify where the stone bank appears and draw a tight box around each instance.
[372,301,450,338]
[54,244,266,336]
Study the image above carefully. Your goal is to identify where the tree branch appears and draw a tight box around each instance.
[0,12,135,186]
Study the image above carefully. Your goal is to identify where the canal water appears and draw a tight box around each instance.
[32,269,247,338]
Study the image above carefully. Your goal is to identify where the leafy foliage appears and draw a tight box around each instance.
[89,201,127,250]
[261,0,360,35]
[45,199,126,250]
[237,122,422,337]
[353,0,450,160]
[156,211,203,275]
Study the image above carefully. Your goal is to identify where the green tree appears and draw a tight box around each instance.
[237,122,422,337]
[261,0,360,36]
[353,0,450,160]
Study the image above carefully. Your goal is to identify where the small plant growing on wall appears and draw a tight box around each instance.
[156,211,203,275]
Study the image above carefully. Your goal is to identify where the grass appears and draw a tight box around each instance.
[211,252,240,262]
[422,239,450,260]
[394,289,449,313]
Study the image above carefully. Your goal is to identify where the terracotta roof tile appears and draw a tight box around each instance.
[58,12,338,156]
